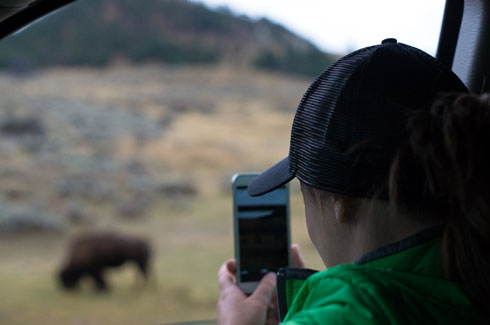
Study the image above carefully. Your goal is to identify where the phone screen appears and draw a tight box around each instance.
[235,184,289,282]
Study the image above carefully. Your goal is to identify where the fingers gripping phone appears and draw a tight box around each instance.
[232,173,291,295]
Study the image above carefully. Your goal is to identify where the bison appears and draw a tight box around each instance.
[57,231,151,292]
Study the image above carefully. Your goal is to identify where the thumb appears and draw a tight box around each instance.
[291,243,306,268]
[250,272,277,305]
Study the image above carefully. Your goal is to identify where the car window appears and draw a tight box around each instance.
[0,0,446,323]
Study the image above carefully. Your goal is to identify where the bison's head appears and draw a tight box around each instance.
[58,266,80,290]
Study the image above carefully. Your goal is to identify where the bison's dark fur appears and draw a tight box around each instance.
[58,232,151,291]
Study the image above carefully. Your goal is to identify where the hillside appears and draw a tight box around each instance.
[0,0,336,76]
[0,64,325,324]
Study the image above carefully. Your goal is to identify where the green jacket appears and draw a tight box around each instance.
[277,228,486,324]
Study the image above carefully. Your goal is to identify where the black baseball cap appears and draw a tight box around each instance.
[248,39,468,197]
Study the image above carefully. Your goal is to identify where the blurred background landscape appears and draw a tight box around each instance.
[0,0,334,323]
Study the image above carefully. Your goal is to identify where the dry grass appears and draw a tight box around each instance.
[0,65,324,324]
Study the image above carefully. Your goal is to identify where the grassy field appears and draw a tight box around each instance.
[0,65,324,324]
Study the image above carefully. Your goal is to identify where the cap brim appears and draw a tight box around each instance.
[247,157,295,196]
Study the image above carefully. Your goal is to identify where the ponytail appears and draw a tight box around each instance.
[389,93,490,310]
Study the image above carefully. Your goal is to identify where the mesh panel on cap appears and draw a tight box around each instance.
[288,42,467,198]
[289,46,377,195]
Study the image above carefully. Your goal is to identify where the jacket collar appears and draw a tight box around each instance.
[355,225,443,265]
[276,226,444,321]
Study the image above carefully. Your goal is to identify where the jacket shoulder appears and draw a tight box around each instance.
[283,265,385,324]
[283,264,480,324]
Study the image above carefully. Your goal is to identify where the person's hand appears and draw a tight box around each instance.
[217,244,306,325]
[217,259,277,325]
[291,243,306,268]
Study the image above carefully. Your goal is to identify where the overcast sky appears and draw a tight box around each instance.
[193,0,446,55]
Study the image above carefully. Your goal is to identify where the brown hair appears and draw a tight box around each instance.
[388,93,490,310]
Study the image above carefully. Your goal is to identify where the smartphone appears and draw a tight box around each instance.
[232,173,291,295]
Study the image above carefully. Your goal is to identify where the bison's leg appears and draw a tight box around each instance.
[135,257,148,280]
[134,253,158,290]
[91,270,108,292]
